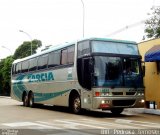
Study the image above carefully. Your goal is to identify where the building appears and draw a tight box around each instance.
[138,38,160,109]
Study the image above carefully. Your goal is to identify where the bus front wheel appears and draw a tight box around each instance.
[110,108,124,115]
[71,94,81,114]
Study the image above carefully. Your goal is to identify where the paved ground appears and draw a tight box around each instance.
[0,97,160,135]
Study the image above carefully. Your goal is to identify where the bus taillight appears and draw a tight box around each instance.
[100,104,110,109]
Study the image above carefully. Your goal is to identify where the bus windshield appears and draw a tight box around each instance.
[92,41,139,55]
[93,56,143,88]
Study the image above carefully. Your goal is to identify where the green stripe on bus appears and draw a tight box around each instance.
[13,74,70,102]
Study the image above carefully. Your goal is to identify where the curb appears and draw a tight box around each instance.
[0,96,11,99]
[125,108,160,115]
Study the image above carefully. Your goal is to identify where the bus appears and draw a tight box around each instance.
[11,37,145,114]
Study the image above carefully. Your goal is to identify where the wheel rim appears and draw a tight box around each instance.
[73,97,81,113]
[29,96,33,107]
[29,94,34,107]
[24,95,28,106]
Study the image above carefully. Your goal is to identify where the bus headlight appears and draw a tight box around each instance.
[141,99,145,103]
[101,100,110,104]
[101,100,105,104]
[137,92,144,96]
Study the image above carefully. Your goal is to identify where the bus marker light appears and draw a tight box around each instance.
[105,100,110,104]
[106,92,110,96]
[95,92,100,96]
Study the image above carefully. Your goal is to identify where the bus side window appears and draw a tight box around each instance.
[12,64,15,75]
[15,64,17,74]
[16,63,21,74]
[48,51,60,68]
[61,49,68,65]
[38,54,48,70]
[68,46,75,64]
[22,60,29,73]
[29,58,37,71]
[61,45,75,65]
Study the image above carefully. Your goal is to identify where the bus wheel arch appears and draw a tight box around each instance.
[69,90,81,114]
[22,91,28,107]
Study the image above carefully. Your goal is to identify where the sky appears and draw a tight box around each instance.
[0,0,159,59]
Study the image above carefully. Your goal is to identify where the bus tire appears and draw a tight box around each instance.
[110,108,124,115]
[23,93,28,107]
[71,94,81,114]
[28,92,34,108]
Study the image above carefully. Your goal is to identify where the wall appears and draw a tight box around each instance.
[138,38,160,109]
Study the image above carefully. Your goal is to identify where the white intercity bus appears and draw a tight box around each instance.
[11,37,145,114]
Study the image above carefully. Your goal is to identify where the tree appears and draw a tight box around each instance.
[144,7,160,38]
[0,56,14,95]
[13,39,42,59]
[0,59,5,95]
[0,39,42,95]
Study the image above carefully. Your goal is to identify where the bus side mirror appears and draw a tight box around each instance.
[142,66,145,77]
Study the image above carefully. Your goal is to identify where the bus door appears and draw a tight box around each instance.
[81,57,93,109]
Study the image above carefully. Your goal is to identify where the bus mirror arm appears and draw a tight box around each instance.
[142,61,145,77]
[142,65,145,77]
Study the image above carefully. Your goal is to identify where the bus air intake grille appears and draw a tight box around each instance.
[126,92,136,95]
[112,92,123,95]
[112,100,135,106]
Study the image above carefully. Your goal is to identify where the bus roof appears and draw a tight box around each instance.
[13,37,137,64]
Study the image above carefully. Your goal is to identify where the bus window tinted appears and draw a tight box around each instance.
[68,46,75,64]
[61,45,75,65]
[38,54,48,70]
[29,58,37,71]
[78,41,90,57]
[92,41,138,55]
[12,64,15,74]
[22,60,29,73]
[61,49,67,65]
[94,56,122,87]
[15,63,21,74]
[48,51,60,68]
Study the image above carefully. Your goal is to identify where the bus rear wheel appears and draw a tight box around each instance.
[28,92,34,108]
[111,108,124,115]
[23,94,28,107]
[71,94,81,114]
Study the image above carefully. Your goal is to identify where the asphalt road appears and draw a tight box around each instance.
[0,97,160,135]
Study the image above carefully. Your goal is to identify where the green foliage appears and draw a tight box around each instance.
[0,39,42,95]
[13,39,42,59]
[0,56,14,95]
[145,7,160,38]
[0,59,5,95]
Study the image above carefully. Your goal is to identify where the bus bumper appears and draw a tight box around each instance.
[92,96,145,110]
